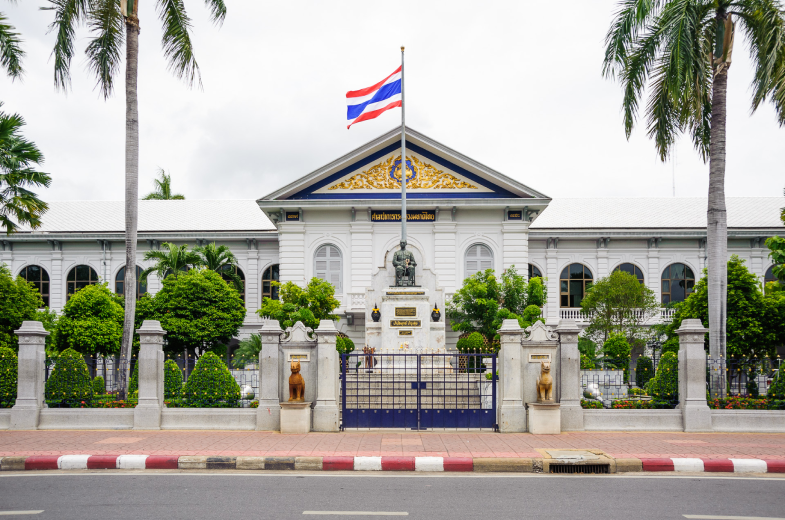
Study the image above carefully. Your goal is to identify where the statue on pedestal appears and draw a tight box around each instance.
[392,240,417,287]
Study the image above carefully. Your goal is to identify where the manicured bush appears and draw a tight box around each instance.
[92,376,105,395]
[45,348,93,406]
[612,399,655,409]
[581,399,603,409]
[647,351,678,406]
[628,387,647,397]
[128,362,139,395]
[455,337,469,352]
[182,351,241,407]
[635,356,654,388]
[768,369,785,400]
[602,333,631,380]
[580,354,596,369]
[0,347,18,407]
[164,359,183,399]
[336,335,355,354]
[466,332,484,351]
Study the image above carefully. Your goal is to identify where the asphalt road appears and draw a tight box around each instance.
[0,472,783,520]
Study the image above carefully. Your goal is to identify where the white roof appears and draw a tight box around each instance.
[21,200,275,233]
[530,197,785,229]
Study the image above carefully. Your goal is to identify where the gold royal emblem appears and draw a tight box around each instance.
[328,155,478,191]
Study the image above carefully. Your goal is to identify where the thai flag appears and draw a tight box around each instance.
[346,66,402,129]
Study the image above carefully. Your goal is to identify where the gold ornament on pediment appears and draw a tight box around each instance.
[327,155,478,191]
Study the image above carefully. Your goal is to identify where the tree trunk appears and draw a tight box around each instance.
[708,59,729,362]
[118,10,141,400]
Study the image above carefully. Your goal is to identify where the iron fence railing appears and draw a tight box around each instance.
[707,356,781,400]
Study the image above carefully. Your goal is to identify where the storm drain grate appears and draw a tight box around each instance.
[549,463,609,474]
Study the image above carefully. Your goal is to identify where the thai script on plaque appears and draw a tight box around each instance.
[528,353,552,363]
[507,210,522,221]
[371,210,436,222]
[395,307,417,317]
[386,291,425,296]
[398,330,413,336]
[285,211,300,221]
[390,319,421,328]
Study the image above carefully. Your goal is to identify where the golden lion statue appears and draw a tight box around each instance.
[288,360,305,402]
[536,361,553,402]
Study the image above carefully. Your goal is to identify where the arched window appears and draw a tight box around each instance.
[614,263,644,283]
[66,265,99,299]
[220,265,246,302]
[765,265,781,286]
[661,263,695,304]
[19,265,50,307]
[529,264,542,279]
[262,264,280,300]
[560,263,593,308]
[465,244,493,278]
[315,245,342,291]
[115,266,147,299]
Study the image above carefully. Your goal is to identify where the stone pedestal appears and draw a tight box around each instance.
[381,287,432,351]
[313,320,339,432]
[10,321,49,430]
[498,319,525,433]
[133,320,166,430]
[528,402,561,434]
[257,319,282,431]
[677,319,712,432]
[280,402,311,434]
[556,319,584,431]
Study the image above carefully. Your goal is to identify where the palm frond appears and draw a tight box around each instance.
[140,242,201,284]
[142,168,185,199]
[42,0,91,92]
[156,0,201,88]
[204,0,227,26]
[85,0,124,99]
[603,0,666,79]
[0,10,25,79]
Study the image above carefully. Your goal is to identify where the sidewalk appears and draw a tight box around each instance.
[1,430,784,460]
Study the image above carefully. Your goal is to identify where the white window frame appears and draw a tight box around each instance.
[464,243,494,278]
[314,244,343,292]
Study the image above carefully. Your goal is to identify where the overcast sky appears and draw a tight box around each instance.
[2,1,784,203]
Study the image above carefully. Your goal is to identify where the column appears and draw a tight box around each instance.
[596,238,609,279]
[313,320,340,432]
[502,221,529,271]
[647,240,660,301]
[557,319,584,431]
[257,319,282,430]
[433,219,457,294]
[279,223,306,286]
[350,216,373,293]
[676,319,712,432]
[50,249,63,312]
[498,319,525,432]
[245,247,260,319]
[10,321,49,430]
[545,243,559,325]
[133,320,166,430]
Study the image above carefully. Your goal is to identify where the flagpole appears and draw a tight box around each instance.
[400,46,407,243]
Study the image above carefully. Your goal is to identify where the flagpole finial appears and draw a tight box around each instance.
[401,46,405,52]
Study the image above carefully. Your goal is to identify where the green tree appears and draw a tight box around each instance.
[603,1,785,361]
[0,3,24,79]
[602,333,632,381]
[43,0,228,399]
[766,190,785,285]
[45,348,93,406]
[142,168,184,200]
[0,264,44,351]
[92,375,105,395]
[54,283,124,356]
[231,333,261,368]
[34,308,58,355]
[259,278,340,330]
[136,269,245,358]
[0,346,17,407]
[581,270,660,348]
[181,351,240,407]
[636,355,654,388]
[0,103,52,234]
[164,358,182,399]
[646,351,679,405]
[193,242,243,292]
[140,242,201,285]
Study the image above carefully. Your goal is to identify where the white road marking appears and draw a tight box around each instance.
[353,457,382,471]
[117,455,148,470]
[0,512,44,516]
[730,459,768,473]
[684,515,785,519]
[303,512,408,516]
[414,457,443,472]
[672,458,704,472]
[57,455,90,470]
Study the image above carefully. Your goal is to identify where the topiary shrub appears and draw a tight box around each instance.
[164,359,183,399]
[769,369,785,400]
[336,335,355,354]
[0,347,18,408]
[455,337,469,352]
[466,332,484,351]
[636,356,654,388]
[182,351,241,407]
[128,361,139,395]
[92,376,105,395]
[602,333,631,381]
[45,348,93,407]
[580,354,596,369]
[647,351,678,406]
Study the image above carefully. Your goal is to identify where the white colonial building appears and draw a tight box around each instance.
[4,127,783,352]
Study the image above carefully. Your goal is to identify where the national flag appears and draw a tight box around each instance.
[346,66,402,129]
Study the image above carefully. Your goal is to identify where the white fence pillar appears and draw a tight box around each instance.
[498,319,525,432]
[257,319,282,431]
[313,320,339,432]
[677,319,711,432]
[10,321,49,430]
[133,320,166,430]
[557,319,584,431]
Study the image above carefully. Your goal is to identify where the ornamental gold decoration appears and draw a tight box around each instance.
[328,155,478,190]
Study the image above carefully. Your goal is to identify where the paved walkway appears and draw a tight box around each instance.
[1,431,784,460]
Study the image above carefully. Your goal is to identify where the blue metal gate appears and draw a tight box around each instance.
[340,352,497,430]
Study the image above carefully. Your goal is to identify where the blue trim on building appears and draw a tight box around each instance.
[286,141,525,200]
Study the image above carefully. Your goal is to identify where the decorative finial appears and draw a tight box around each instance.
[401,46,405,52]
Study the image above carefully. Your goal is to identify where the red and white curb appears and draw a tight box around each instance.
[640,458,785,473]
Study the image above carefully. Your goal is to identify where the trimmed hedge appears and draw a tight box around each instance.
[647,351,678,405]
[768,369,785,400]
[164,359,183,399]
[45,348,93,406]
[581,399,603,409]
[128,361,140,395]
[635,356,654,388]
[0,347,18,407]
[92,376,105,395]
[580,353,595,369]
[336,335,355,354]
[181,351,241,407]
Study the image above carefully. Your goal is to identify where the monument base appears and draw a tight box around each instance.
[280,402,311,434]
[527,402,561,434]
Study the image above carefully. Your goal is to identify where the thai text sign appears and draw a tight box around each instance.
[390,319,421,328]
[395,307,417,317]
[371,210,436,222]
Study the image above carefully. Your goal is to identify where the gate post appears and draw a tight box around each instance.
[313,320,340,431]
[134,320,166,430]
[10,321,49,430]
[556,319,584,431]
[498,319,525,432]
[257,319,282,431]
[677,319,711,432]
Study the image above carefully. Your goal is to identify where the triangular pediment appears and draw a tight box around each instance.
[259,127,549,202]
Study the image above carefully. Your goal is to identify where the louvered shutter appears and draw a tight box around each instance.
[315,245,342,291]
[465,244,493,278]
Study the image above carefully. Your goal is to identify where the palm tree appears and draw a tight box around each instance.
[603,1,785,359]
[139,242,201,286]
[0,1,24,79]
[0,103,51,234]
[194,241,243,292]
[43,0,227,398]
[142,168,185,200]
